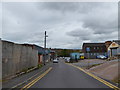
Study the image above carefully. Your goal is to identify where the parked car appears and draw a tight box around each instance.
[57,57,59,60]
[65,57,70,63]
[53,59,58,63]
[97,55,107,59]
[80,56,84,59]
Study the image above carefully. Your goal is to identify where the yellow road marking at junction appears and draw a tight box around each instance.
[21,67,52,90]
[66,63,119,90]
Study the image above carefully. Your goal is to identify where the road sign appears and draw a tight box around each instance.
[86,47,90,52]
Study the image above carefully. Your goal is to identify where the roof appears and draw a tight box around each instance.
[83,43,105,47]
[33,45,44,54]
[2,40,15,44]
[108,42,119,49]
[21,43,45,54]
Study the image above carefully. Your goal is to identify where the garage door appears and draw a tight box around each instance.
[111,49,117,56]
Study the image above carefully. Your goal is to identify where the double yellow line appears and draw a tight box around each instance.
[66,63,119,90]
[21,67,52,90]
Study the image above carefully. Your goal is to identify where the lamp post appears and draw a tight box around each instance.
[44,31,48,65]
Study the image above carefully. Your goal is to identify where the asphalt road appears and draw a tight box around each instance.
[23,59,112,89]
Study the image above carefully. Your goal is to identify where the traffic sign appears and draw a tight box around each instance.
[86,47,90,52]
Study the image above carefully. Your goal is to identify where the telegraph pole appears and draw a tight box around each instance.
[44,31,48,65]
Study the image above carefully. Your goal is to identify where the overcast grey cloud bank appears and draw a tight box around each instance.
[2,2,118,49]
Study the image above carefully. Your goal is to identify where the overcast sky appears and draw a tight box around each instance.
[2,2,118,49]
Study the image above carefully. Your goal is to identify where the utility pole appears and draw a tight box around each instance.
[44,31,48,65]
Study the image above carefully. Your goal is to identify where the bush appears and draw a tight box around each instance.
[18,66,35,75]
[21,68,28,73]
[37,64,43,68]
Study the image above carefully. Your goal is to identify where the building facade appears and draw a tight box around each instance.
[33,45,44,64]
[22,44,51,65]
[105,41,112,50]
[82,43,107,59]
[107,40,120,57]
[50,50,57,61]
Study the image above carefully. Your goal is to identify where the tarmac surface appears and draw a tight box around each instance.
[24,59,111,88]
[3,59,115,89]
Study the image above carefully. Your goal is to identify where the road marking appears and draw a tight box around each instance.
[66,63,119,90]
[12,64,52,88]
[11,71,40,88]
[21,67,52,90]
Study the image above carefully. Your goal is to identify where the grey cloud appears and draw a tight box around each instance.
[0,2,2,38]
[67,28,93,37]
[39,2,106,14]
[81,3,118,34]
[2,2,118,49]
[67,27,118,43]
[67,2,118,43]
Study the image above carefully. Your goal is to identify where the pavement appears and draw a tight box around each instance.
[72,59,119,68]
[2,58,119,89]
[88,59,119,82]
[72,59,107,68]
[2,62,53,89]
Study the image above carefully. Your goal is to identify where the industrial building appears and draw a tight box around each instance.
[82,43,107,59]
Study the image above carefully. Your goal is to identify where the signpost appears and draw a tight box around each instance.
[86,47,90,52]
[86,47,90,69]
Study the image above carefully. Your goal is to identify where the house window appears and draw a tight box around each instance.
[91,53,93,55]
[94,53,96,55]
[96,53,99,55]
[117,48,120,53]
